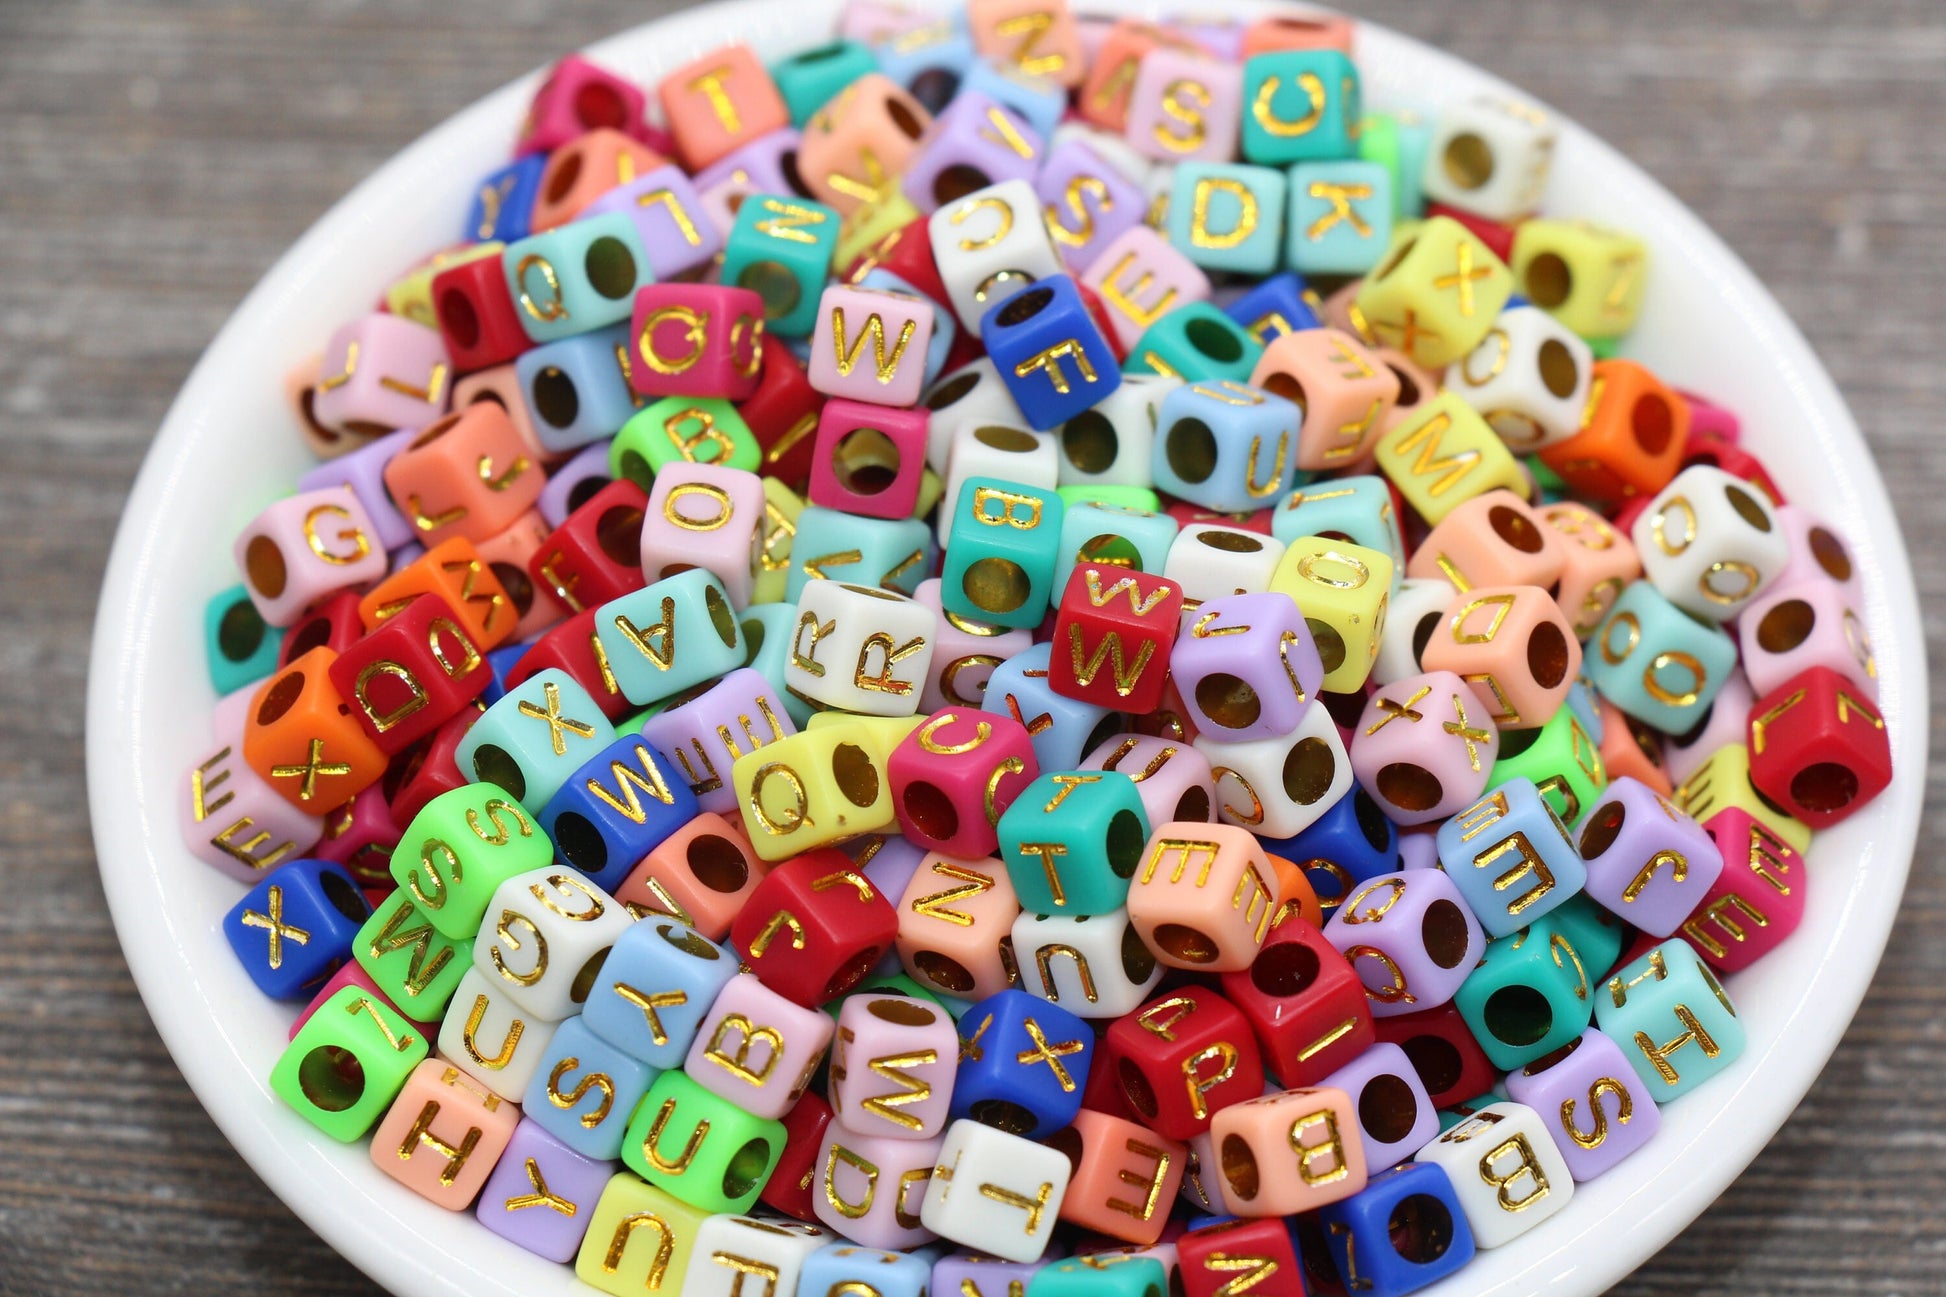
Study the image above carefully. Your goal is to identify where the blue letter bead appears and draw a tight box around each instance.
[787,505,937,603]
[1261,785,1400,917]
[982,641,1123,772]
[1052,500,1180,594]
[580,916,739,1068]
[1288,161,1394,276]
[1450,911,1597,1071]
[1583,581,1739,735]
[539,736,700,891]
[1241,49,1361,165]
[1315,1163,1475,1296]
[522,1014,658,1160]
[594,569,747,708]
[871,30,976,107]
[1434,777,1586,937]
[502,212,655,344]
[722,193,842,338]
[940,478,1066,629]
[1594,940,1746,1100]
[223,859,372,999]
[1151,381,1302,513]
[1125,303,1265,385]
[803,1245,932,1297]
[933,1256,1049,1297]
[514,323,644,452]
[949,989,1093,1137]
[466,154,548,244]
[981,276,1123,432]
[1272,476,1404,571]
[1168,163,1288,276]
[998,771,1150,916]
[456,668,619,812]
[1225,271,1321,347]
[205,583,284,695]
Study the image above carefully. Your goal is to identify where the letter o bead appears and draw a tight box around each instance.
[1321,870,1485,1018]
[1210,1086,1367,1217]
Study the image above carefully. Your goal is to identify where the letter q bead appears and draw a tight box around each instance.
[630,283,766,402]
[1321,870,1486,1017]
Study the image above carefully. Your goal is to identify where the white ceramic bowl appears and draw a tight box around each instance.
[87,2,1926,1294]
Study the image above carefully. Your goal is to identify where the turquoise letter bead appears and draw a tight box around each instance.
[998,770,1150,916]
[503,212,655,344]
[939,477,1065,629]
[1030,1256,1166,1297]
[770,41,879,126]
[1583,580,1739,734]
[1272,476,1403,573]
[1595,940,1746,1099]
[1125,302,1265,385]
[721,192,841,338]
[1052,499,1180,593]
[205,583,284,694]
[1451,911,1597,1071]
[456,670,618,812]
[596,569,746,707]
[786,505,936,602]
[1168,163,1288,276]
[1240,49,1361,165]
[1288,160,1393,276]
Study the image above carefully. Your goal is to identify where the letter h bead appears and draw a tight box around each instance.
[370,1059,522,1208]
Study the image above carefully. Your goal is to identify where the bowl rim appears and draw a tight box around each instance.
[85,2,1929,1295]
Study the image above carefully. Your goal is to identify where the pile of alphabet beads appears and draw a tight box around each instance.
[182,3,1897,1294]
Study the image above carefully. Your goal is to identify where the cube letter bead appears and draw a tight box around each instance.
[949,989,1092,1138]
[1081,732,1216,828]
[581,164,724,281]
[1503,1028,1661,1182]
[987,639,1120,778]
[1082,226,1214,356]
[1633,465,1789,622]
[983,276,1124,431]
[1313,1162,1476,1294]
[1510,219,1649,340]
[1449,912,1596,1071]
[1433,778,1585,936]
[1539,501,1642,637]
[1012,907,1162,1019]
[183,735,323,882]
[1372,578,1457,688]
[523,1015,656,1160]
[829,993,961,1139]
[1681,810,1806,972]
[1537,359,1689,507]
[1421,97,1556,223]
[723,195,843,339]
[1125,824,1277,973]
[1038,140,1147,274]
[456,669,618,812]
[920,1120,1072,1262]
[328,593,491,755]
[1373,393,1527,526]
[242,648,389,813]
[1125,50,1242,164]
[475,1118,612,1261]
[1150,382,1299,513]
[1321,870,1485,1017]
[895,850,1024,1000]
[1406,490,1564,595]
[1106,987,1265,1139]
[1197,698,1352,842]
[1420,585,1581,732]
[1739,579,1878,702]
[1051,565,1183,713]
[1450,305,1593,451]
[796,73,933,216]
[1584,581,1738,734]
[684,972,835,1118]
[1047,1107,1186,1240]
[438,967,561,1100]
[205,583,284,694]
[1743,662,1891,821]
[1239,49,1359,164]
[370,1059,520,1208]
[1317,1040,1439,1173]
[621,1068,786,1212]
[1179,1219,1306,1297]
[502,214,653,346]
[1371,1002,1498,1113]
[472,867,632,1019]
[1414,1102,1572,1248]
[730,849,902,1005]
[594,569,746,708]
[786,581,939,716]
[1219,916,1375,1086]
[808,1130,945,1245]
[929,179,1065,330]
[1349,672,1500,827]
[1266,538,1395,694]
[889,709,1040,860]
[1355,216,1513,370]
[1124,304,1265,387]
[1171,592,1320,741]
[628,283,765,402]
[1575,778,1724,936]
[271,985,430,1141]
[639,463,768,604]
[224,859,370,999]
[234,489,389,628]
[574,916,734,1071]
[312,314,452,438]
[681,1216,838,1297]
[471,154,550,241]
[658,44,790,172]
[809,284,937,407]
[573,1174,713,1297]
[1167,163,1286,276]
[941,478,1065,629]
[731,723,900,861]
[355,887,474,1020]
[966,0,1086,86]
[1595,941,1747,1098]
[1288,161,1393,276]
[1210,1086,1366,1216]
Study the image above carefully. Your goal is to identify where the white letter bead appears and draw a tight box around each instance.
[679,1215,836,1297]
[1196,699,1352,840]
[1372,577,1459,687]
[1420,98,1558,224]
[1164,525,1288,611]
[1413,1101,1575,1248]
[1009,907,1163,1019]
[785,581,939,717]
[1448,306,1592,452]
[919,1119,1072,1262]
[922,359,1029,474]
[435,967,561,1101]
[1631,464,1789,621]
[928,179,1064,332]
[472,867,634,1020]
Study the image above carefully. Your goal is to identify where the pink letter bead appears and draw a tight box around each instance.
[682,972,835,1118]
[809,284,938,407]
[630,283,766,402]
[1208,1086,1367,1217]
[233,487,388,627]
[639,463,769,605]
[894,851,1024,1000]
[312,313,452,438]
[1738,578,1879,701]
[615,812,769,939]
[1170,592,1322,742]
[797,74,934,217]
[1047,1107,1186,1244]
[1081,732,1218,827]
[1321,870,1486,1017]
[806,399,931,520]
[914,577,1035,711]
[1407,490,1565,593]
[476,1118,615,1260]
[658,44,791,172]
[1083,226,1213,354]
[1503,1029,1662,1183]
[1682,809,1806,973]
[1125,823,1278,972]
[830,993,961,1139]
[1349,672,1501,826]
[1419,586,1581,731]
[383,403,547,547]
[519,55,648,157]
[889,709,1040,859]
[1574,778,1725,937]
[967,0,1087,86]
[1125,50,1242,163]
[183,738,323,882]
[369,1059,520,1208]
[812,1124,944,1247]
[1769,503,1864,605]
[1250,329,1400,471]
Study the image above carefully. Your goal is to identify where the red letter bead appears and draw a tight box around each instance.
[1746,665,1891,829]
[1218,915,1376,1088]
[1048,1108,1186,1244]
[527,480,650,616]
[889,709,1040,859]
[807,398,932,519]
[1209,1086,1367,1216]
[244,647,389,812]
[730,848,902,1006]
[761,1089,834,1222]
[630,283,766,401]
[328,594,490,754]
[1107,986,1267,1139]
[432,253,533,375]
[370,1059,519,1208]
[1178,1217,1307,1297]
[738,342,828,490]
[1051,566,1184,713]
[1371,1002,1500,1113]
[658,44,791,172]
[234,488,388,627]
[278,591,367,671]
[1127,823,1280,972]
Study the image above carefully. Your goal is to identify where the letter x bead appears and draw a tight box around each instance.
[1441,693,1493,772]
[270,738,354,804]
[1015,1017,1085,1090]
[1366,685,1432,735]
[1432,242,1494,318]
[240,885,312,970]
[517,680,598,756]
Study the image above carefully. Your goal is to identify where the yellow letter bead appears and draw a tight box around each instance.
[1353,216,1514,369]
[732,723,898,861]
[1373,392,1528,525]
[574,1173,713,1297]
[1509,219,1649,342]
[1267,537,1395,694]
[784,581,939,717]
[1672,743,1811,855]
[1125,823,1280,972]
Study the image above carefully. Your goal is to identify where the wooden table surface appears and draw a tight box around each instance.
[3,1,1941,1293]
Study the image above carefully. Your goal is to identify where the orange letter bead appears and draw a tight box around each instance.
[1125,823,1279,972]
[658,44,790,173]
[1537,358,1690,507]
[1209,1086,1366,1217]
[966,0,1087,87]
[1048,1108,1186,1244]
[613,812,770,940]
[243,647,389,812]
[382,403,546,547]
[359,537,520,652]
[895,851,1024,1001]
[369,1059,520,1208]
[529,128,669,232]
[1420,586,1581,732]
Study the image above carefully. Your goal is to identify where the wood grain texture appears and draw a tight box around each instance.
[1,1,1940,1293]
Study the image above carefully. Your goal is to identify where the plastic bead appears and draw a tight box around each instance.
[1584,580,1738,735]
[1124,48,1241,164]
[1317,1039,1440,1172]
[223,858,371,999]
[1508,219,1648,341]
[311,313,451,438]
[1238,49,1359,165]
[1288,161,1393,276]
[1633,464,1788,623]
[501,213,653,346]
[1574,777,1724,936]
[1682,808,1806,971]
[1313,1161,1475,1295]
[1048,565,1182,713]
[619,1068,785,1212]
[982,276,1124,431]
[998,769,1148,915]
[1104,987,1265,1139]
[1208,1085,1366,1217]
[270,983,430,1141]
[948,989,1092,1138]
[369,1059,521,1207]
[890,849,1024,998]
[1267,537,1394,693]
[929,178,1065,330]
[1594,941,1746,1099]
[579,164,725,282]
[723,194,844,338]
[1125,823,1278,973]
[437,965,561,1100]
[827,992,960,1138]
[1039,139,1148,273]
[791,503,936,598]
[205,583,284,694]
[1321,869,1485,1018]
[1421,579,1577,728]
[1082,225,1213,355]
[1373,392,1528,526]
[1080,732,1216,827]
[1011,906,1162,1018]
[1536,359,1689,506]
[470,155,550,243]
[1170,592,1320,741]
[919,1119,1072,1261]
[1746,664,1890,829]
[658,44,791,172]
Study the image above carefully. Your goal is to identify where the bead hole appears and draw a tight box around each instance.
[246,535,289,600]
[298,1044,366,1112]
[1249,940,1321,998]
[934,163,996,208]
[1421,899,1470,968]
[1483,983,1553,1045]
[1388,1193,1457,1264]
[1284,736,1337,804]
[1578,800,1626,858]
[256,670,306,727]
[833,426,902,496]
[1358,1072,1421,1144]
[217,597,268,662]
[1488,503,1545,553]
[585,237,638,300]
[1525,251,1571,307]
[687,833,751,893]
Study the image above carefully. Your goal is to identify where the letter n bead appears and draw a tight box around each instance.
[981,275,1124,430]
[1178,1218,1305,1297]
[1209,1086,1366,1217]
[829,993,960,1139]
[1051,565,1183,713]
[573,1174,712,1297]
[1126,824,1279,973]
[894,850,1023,1000]
[921,1119,1072,1262]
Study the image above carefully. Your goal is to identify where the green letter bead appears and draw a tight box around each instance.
[621,1069,786,1213]
[1123,302,1265,385]
[353,889,473,1019]
[269,985,429,1142]
[1240,49,1360,166]
[1545,892,1626,984]
[1030,1255,1166,1297]
[1056,484,1165,513]
[770,41,879,126]
[939,477,1065,629]
[1359,109,1433,219]
[721,193,841,338]
[1450,913,1596,1071]
[1594,940,1747,1099]
[1052,499,1179,595]
[1484,703,1608,827]
[998,770,1150,916]
[611,396,761,491]
[389,782,554,938]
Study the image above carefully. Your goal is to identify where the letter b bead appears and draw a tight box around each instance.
[1413,1102,1573,1248]
[1209,1086,1367,1217]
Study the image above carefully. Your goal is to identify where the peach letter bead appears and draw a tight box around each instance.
[1210,1086,1366,1217]
[1125,822,1278,973]
[370,1059,520,1209]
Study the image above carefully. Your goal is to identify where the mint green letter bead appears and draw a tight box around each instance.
[270,984,429,1142]
[1583,580,1738,735]
[1595,940,1746,1099]
[611,396,761,491]
[939,477,1065,629]
[785,505,936,602]
[455,671,618,814]
[1288,160,1393,276]
[771,41,879,126]
[1124,303,1264,385]
[1057,485,1164,513]
[1241,49,1360,166]
[1484,703,1608,827]
[721,192,841,337]
[1053,499,1180,593]
[205,583,284,694]
[354,890,473,1019]
[1360,109,1433,219]
[1031,1256,1166,1297]
[390,783,555,937]
[622,1069,785,1212]
[595,568,746,708]
[503,212,654,344]
[1451,913,1596,1071]
[998,770,1149,915]
[1168,163,1287,276]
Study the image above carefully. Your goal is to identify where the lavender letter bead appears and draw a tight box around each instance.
[904,91,1045,216]
[1503,1027,1662,1182]
[1036,140,1147,274]
[537,440,615,529]
[1320,1040,1440,1172]
[639,667,798,815]
[581,164,725,280]
[1171,591,1322,742]
[298,426,415,551]
[694,129,803,238]
[1321,869,1485,1018]
[1574,776,1725,937]
[475,1118,615,1260]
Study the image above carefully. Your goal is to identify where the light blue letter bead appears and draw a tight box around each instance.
[595,569,746,707]
[523,1015,658,1160]
[1168,162,1287,276]
[1272,475,1404,574]
[456,668,618,811]
[1595,940,1746,1099]
[1583,581,1738,734]
[786,505,937,602]
[514,323,644,452]
[1288,160,1393,275]
[983,641,1122,771]
[1435,776,1586,937]
[503,212,655,344]
[581,917,740,1068]
[1151,380,1302,513]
